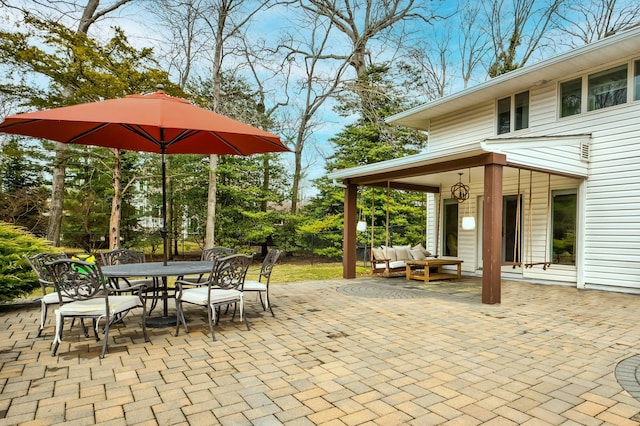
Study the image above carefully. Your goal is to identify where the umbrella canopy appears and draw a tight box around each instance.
[0,89,287,155]
[0,87,289,264]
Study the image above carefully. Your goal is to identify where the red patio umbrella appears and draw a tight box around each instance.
[0,86,289,264]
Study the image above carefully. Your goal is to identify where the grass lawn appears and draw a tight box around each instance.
[247,261,372,283]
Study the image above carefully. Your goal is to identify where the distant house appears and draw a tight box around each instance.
[328,26,640,304]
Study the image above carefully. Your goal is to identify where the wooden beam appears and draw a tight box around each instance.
[350,153,507,185]
[505,161,586,180]
[343,183,357,279]
[482,164,503,304]
[364,181,440,193]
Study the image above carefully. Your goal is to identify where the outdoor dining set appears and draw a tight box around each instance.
[24,247,282,358]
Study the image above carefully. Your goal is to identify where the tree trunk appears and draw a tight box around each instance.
[205,154,217,247]
[109,149,122,249]
[47,142,67,245]
[290,128,304,214]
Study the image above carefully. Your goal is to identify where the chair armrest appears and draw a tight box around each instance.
[174,279,208,299]
[107,283,147,295]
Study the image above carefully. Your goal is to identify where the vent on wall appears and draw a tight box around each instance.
[580,143,590,162]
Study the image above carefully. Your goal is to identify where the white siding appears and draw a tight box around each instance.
[422,55,640,292]
[429,102,495,150]
[451,172,579,282]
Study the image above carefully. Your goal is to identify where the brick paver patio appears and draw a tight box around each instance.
[2,277,640,425]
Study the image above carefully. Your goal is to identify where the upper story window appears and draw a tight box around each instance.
[497,91,529,135]
[634,59,640,101]
[560,78,582,117]
[560,61,636,118]
[588,64,627,111]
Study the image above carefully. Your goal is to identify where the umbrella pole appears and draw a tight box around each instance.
[161,150,169,266]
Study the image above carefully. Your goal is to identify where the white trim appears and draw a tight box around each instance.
[576,179,586,289]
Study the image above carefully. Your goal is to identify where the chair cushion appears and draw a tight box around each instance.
[242,280,266,291]
[180,287,242,306]
[57,296,142,316]
[42,292,73,304]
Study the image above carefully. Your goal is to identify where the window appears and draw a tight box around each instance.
[496,91,529,135]
[588,64,627,111]
[502,195,522,263]
[635,60,640,101]
[514,91,529,130]
[560,78,582,117]
[551,190,577,266]
[497,97,511,135]
[443,199,458,257]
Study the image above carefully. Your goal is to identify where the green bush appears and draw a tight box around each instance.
[0,222,61,302]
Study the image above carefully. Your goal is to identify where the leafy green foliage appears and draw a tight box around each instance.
[0,222,61,302]
[0,138,49,235]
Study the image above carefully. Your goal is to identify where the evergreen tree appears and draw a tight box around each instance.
[300,64,429,257]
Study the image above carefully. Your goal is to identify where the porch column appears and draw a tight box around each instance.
[343,182,357,279]
[482,164,503,304]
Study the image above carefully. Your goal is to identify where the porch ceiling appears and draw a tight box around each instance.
[328,142,587,193]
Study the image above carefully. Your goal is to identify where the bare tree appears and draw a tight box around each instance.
[558,0,640,45]
[279,15,351,211]
[485,0,564,77]
[280,0,438,210]
[457,2,491,88]
[148,0,213,87]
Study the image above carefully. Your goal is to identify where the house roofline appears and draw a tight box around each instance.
[386,26,640,129]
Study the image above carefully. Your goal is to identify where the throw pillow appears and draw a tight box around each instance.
[410,249,426,260]
[412,243,432,257]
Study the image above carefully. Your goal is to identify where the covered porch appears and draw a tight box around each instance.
[328,140,589,304]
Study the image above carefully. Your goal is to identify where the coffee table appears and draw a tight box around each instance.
[405,259,463,282]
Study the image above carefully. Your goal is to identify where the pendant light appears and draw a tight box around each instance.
[461,168,476,230]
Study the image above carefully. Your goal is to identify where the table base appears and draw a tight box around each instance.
[145,316,176,328]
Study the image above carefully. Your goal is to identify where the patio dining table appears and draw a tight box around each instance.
[102,261,214,327]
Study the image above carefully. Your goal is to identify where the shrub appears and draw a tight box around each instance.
[0,222,61,302]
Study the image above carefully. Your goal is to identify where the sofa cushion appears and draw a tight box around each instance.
[382,246,397,261]
[412,243,432,257]
[394,247,411,261]
[409,249,427,260]
[388,260,406,269]
[372,247,386,261]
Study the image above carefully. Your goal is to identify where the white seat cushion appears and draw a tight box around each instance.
[242,281,266,291]
[42,292,73,304]
[180,287,242,306]
[57,295,142,316]
[387,260,406,269]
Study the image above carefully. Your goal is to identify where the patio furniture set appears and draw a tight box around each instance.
[24,248,282,358]
[370,243,463,281]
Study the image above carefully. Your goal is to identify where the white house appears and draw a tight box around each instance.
[328,25,640,304]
